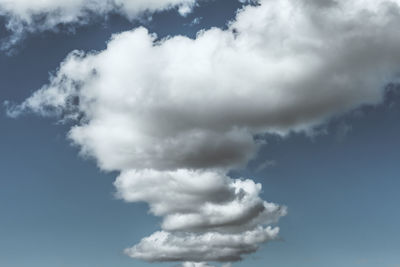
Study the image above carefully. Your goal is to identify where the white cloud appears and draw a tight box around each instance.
[124,226,280,262]
[182,262,216,267]
[0,0,198,50]
[7,0,400,265]
[114,169,286,232]
[10,0,400,172]
[181,263,232,267]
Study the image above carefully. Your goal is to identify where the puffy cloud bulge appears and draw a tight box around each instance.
[8,0,400,265]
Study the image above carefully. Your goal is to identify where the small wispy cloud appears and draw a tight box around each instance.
[255,160,277,172]
[189,17,202,26]
[335,122,353,142]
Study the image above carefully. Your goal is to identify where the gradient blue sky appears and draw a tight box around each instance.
[1,1,400,267]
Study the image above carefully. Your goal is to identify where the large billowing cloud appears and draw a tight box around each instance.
[7,0,400,266]
[0,0,198,50]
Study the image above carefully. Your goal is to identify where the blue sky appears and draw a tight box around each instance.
[1,1,400,267]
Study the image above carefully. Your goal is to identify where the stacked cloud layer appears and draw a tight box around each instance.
[8,0,400,266]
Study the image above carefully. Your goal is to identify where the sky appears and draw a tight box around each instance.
[1,0,400,267]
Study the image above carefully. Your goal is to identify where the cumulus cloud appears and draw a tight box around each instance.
[7,0,400,265]
[114,169,285,232]
[0,0,198,50]
[125,226,280,262]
